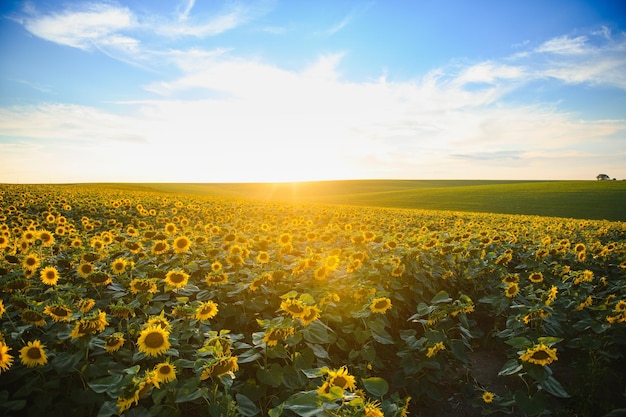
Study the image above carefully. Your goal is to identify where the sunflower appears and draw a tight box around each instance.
[205,273,228,285]
[370,297,392,314]
[146,314,172,331]
[326,366,357,391]
[172,236,191,254]
[22,253,40,272]
[278,233,292,246]
[153,362,177,384]
[211,261,223,272]
[76,262,94,278]
[164,223,177,234]
[262,327,295,347]
[164,270,189,289]
[0,300,5,317]
[0,342,14,373]
[200,356,239,380]
[21,309,47,326]
[426,341,446,358]
[314,265,328,280]
[545,286,558,306]
[43,304,73,322]
[137,325,171,357]
[482,391,495,404]
[88,272,112,286]
[129,278,158,294]
[0,235,9,249]
[151,240,170,255]
[20,340,48,367]
[505,283,519,298]
[391,263,405,277]
[363,400,384,417]
[280,298,308,319]
[195,301,219,321]
[299,305,321,327]
[256,251,270,263]
[110,258,127,275]
[105,334,125,352]
[40,266,60,285]
[615,300,626,312]
[76,298,96,313]
[38,230,54,247]
[528,272,543,283]
[519,343,558,366]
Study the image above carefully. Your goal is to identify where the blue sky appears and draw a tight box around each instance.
[1,0,625,183]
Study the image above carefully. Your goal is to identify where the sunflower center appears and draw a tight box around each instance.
[159,365,173,375]
[46,271,55,279]
[374,300,388,309]
[51,307,69,316]
[27,347,42,359]
[531,350,550,360]
[170,274,184,283]
[145,332,165,348]
[331,376,348,388]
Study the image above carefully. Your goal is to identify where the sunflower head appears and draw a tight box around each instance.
[370,297,392,314]
[20,340,48,367]
[137,325,171,357]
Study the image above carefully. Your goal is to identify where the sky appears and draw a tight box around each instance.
[1,0,625,183]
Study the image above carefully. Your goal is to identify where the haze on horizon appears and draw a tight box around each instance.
[1,0,625,184]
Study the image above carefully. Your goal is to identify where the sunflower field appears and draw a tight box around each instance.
[0,184,625,417]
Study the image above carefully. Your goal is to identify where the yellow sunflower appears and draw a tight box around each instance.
[76,262,94,278]
[519,343,558,366]
[482,391,495,404]
[0,300,5,317]
[173,236,191,253]
[105,334,125,352]
[363,400,384,417]
[40,266,60,285]
[38,230,54,247]
[370,297,392,314]
[205,273,228,285]
[278,233,292,246]
[299,305,321,327]
[426,341,446,358]
[505,283,519,298]
[256,251,270,263]
[22,253,40,272]
[129,278,158,294]
[153,362,177,384]
[211,261,223,272]
[76,298,96,313]
[262,327,295,347]
[164,269,189,289]
[88,272,112,286]
[137,325,171,357]
[151,240,169,255]
[110,258,127,275]
[326,366,357,391]
[314,265,328,280]
[20,340,48,367]
[21,309,47,326]
[0,342,14,373]
[164,223,177,234]
[528,272,543,283]
[43,304,73,322]
[200,356,239,380]
[280,298,308,319]
[195,301,219,321]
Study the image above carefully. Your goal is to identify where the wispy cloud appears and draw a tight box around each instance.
[20,3,136,50]
[177,0,196,21]
[319,2,373,36]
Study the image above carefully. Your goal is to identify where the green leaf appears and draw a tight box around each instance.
[539,376,569,398]
[431,291,452,304]
[257,364,283,387]
[536,336,563,346]
[96,401,118,417]
[362,377,389,398]
[51,351,83,373]
[88,374,124,394]
[498,359,523,376]
[236,393,260,416]
[449,339,469,364]
[504,336,532,349]
[302,321,334,344]
[175,386,207,403]
[514,390,547,416]
[281,391,325,417]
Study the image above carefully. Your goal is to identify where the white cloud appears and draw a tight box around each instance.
[535,35,589,55]
[22,3,136,50]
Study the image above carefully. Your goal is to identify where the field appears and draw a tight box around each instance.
[93,180,626,222]
[0,182,625,417]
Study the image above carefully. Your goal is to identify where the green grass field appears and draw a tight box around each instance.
[86,180,626,221]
